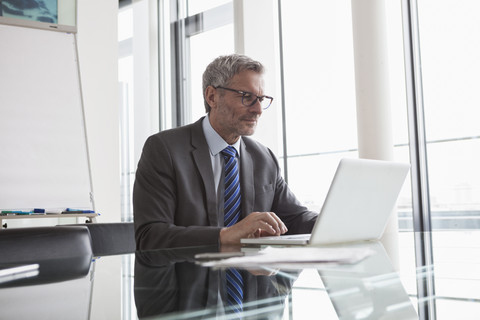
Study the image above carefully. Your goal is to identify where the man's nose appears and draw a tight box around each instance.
[249,98,263,115]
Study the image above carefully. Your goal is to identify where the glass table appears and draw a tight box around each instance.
[1,233,479,319]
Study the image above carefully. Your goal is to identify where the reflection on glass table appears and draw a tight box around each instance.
[2,232,479,319]
[316,242,417,320]
[134,245,295,319]
[133,242,417,320]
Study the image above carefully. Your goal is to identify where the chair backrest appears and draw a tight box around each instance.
[0,226,93,286]
[62,222,135,256]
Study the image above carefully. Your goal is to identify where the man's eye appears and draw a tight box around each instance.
[243,93,254,101]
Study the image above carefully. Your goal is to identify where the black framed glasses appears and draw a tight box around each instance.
[215,86,273,110]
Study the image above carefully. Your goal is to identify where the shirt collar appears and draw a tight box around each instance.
[202,115,241,157]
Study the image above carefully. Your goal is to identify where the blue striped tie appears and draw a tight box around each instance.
[221,146,244,315]
[222,146,241,227]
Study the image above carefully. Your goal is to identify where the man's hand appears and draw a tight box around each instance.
[219,212,288,245]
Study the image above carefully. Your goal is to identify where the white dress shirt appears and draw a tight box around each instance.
[202,115,241,197]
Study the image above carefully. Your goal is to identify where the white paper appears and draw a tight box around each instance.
[199,246,374,269]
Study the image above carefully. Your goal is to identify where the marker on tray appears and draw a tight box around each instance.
[45,209,63,215]
[32,208,46,214]
[1,210,32,215]
[63,208,95,214]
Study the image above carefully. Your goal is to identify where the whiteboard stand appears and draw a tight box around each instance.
[1,214,98,229]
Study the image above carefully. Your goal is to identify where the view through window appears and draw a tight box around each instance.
[118,0,480,317]
[416,0,480,314]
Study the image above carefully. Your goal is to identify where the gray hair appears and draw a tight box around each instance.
[202,54,265,113]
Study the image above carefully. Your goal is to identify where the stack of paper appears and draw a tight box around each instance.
[199,246,374,269]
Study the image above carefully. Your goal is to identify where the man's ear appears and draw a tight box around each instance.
[205,86,217,110]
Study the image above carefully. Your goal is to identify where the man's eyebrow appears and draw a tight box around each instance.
[239,89,263,96]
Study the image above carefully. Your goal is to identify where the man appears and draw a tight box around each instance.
[134,54,317,250]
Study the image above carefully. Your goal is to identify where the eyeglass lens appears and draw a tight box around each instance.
[242,94,272,109]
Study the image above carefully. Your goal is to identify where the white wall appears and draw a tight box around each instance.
[76,4,123,316]
[77,0,121,222]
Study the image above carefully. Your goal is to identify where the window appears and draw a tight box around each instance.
[279,0,418,312]
[118,3,134,222]
[280,0,412,224]
[415,0,480,313]
[118,1,480,317]
[118,0,159,222]
[170,1,234,126]
[417,0,480,229]
[187,24,234,122]
[186,0,231,16]
[280,0,358,211]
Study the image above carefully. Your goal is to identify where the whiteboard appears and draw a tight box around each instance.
[0,24,93,210]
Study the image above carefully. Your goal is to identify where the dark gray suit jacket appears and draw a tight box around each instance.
[133,117,317,249]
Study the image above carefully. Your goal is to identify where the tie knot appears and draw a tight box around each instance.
[221,146,237,159]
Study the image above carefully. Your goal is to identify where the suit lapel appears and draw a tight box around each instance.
[191,118,219,226]
[240,140,255,217]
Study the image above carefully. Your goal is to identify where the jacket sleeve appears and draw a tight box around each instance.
[133,134,222,250]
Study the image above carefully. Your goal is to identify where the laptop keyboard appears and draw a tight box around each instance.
[279,234,310,240]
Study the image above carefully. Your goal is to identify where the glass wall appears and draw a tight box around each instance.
[186,23,234,123]
[280,0,358,211]
[186,0,230,16]
[118,1,160,318]
[417,0,480,229]
[118,0,159,222]
[118,1,480,317]
[416,0,480,314]
[279,0,418,312]
[118,2,480,225]
[182,1,234,125]
[280,0,412,219]
[118,4,134,222]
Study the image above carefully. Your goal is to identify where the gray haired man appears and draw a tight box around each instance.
[133,54,317,250]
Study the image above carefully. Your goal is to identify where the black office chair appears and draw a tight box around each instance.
[61,222,135,256]
[0,226,93,287]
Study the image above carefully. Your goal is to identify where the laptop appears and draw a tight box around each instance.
[241,158,410,246]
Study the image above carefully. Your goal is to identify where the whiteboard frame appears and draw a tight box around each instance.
[0,16,76,33]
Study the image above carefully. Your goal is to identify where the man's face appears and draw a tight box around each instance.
[208,70,264,145]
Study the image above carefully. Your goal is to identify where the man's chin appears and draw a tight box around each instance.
[240,121,258,134]
[239,127,256,137]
